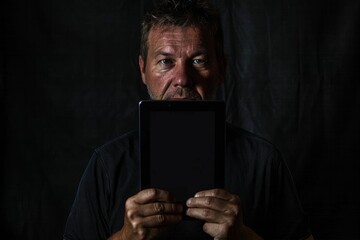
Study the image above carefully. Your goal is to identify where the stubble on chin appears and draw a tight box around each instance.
[161,88,203,100]
[146,85,218,101]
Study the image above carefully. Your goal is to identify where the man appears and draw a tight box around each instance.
[64,0,314,239]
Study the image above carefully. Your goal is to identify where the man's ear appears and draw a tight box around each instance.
[139,55,146,84]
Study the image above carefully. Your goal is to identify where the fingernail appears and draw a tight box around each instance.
[186,198,191,206]
[186,208,191,215]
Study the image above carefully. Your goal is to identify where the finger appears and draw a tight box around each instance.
[186,206,222,222]
[139,202,183,217]
[130,188,175,205]
[139,213,183,228]
[186,196,238,215]
[194,189,239,204]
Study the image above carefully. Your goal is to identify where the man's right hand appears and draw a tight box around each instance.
[108,188,183,240]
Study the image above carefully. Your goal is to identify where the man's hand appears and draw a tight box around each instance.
[109,188,183,240]
[186,189,262,240]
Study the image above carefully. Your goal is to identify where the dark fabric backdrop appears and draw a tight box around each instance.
[1,0,359,239]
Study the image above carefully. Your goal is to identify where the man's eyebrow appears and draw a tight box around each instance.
[154,51,173,57]
[153,48,209,58]
[191,50,209,58]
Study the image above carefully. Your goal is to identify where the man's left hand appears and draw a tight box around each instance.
[186,189,258,240]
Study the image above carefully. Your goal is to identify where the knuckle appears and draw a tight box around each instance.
[157,214,165,223]
[202,208,211,218]
[125,198,134,208]
[127,209,136,220]
[205,197,213,206]
[154,202,164,213]
[213,188,222,195]
[225,205,240,217]
[147,188,158,198]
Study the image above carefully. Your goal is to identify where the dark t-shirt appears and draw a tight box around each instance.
[64,124,311,239]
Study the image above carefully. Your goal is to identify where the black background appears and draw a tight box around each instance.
[1,0,359,239]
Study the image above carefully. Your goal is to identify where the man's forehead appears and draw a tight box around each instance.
[147,25,213,50]
[150,26,198,38]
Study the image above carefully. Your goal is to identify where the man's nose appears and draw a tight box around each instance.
[173,63,193,87]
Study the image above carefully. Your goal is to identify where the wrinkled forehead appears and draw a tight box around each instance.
[147,25,216,51]
[154,23,213,35]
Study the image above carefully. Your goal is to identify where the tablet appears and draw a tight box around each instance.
[139,100,225,203]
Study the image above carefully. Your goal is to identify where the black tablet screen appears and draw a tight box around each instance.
[149,110,215,201]
[139,100,225,202]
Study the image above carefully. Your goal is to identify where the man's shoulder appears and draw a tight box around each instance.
[85,130,139,179]
[95,130,138,152]
[226,122,281,164]
[91,130,139,169]
[226,123,276,149]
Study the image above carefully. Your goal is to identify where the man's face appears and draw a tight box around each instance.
[139,26,225,100]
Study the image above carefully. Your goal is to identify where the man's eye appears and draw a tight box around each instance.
[192,59,207,65]
[159,59,173,65]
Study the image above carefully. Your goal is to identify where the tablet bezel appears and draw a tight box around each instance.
[139,100,225,200]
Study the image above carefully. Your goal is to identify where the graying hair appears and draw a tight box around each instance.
[140,0,224,64]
